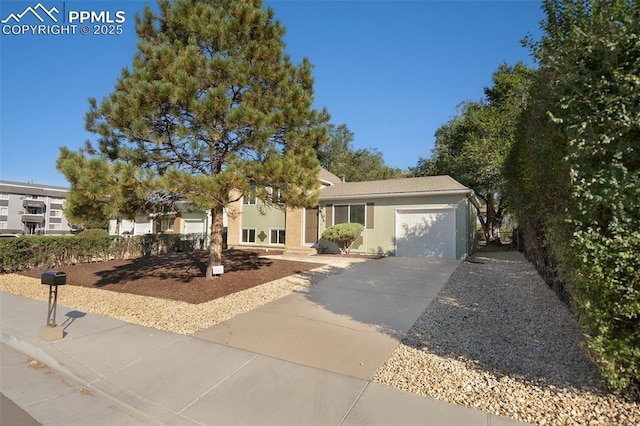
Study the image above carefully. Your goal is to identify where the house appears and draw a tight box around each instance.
[226,168,342,255]
[226,171,479,259]
[108,205,224,241]
[0,180,78,235]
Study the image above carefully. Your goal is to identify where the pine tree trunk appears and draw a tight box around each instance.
[206,205,224,279]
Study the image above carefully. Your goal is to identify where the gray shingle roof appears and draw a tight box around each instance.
[318,168,343,185]
[319,175,469,200]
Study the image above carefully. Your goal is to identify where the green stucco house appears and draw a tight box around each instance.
[227,170,479,260]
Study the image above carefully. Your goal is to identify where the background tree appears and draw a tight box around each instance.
[412,62,536,243]
[56,147,115,230]
[57,145,178,230]
[507,0,640,396]
[317,123,404,182]
[65,0,329,278]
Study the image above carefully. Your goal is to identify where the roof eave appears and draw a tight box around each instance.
[319,188,473,201]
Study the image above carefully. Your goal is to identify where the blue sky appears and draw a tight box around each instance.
[0,0,544,187]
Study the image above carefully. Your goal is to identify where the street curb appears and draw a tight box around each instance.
[1,330,165,426]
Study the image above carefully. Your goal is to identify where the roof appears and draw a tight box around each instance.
[318,168,343,185]
[0,180,69,197]
[318,175,470,201]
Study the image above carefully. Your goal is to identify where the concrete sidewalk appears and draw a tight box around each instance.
[1,258,528,425]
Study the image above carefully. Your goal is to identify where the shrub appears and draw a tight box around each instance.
[506,0,640,398]
[321,223,364,255]
[0,233,204,273]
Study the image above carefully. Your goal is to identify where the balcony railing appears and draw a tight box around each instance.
[23,199,45,208]
[21,213,45,223]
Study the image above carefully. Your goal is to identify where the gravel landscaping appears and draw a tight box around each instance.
[0,255,358,335]
[374,250,639,426]
[1,249,637,425]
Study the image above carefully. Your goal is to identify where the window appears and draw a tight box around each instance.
[334,204,365,226]
[244,185,257,205]
[0,207,7,215]
[161,218,174,232]
[242,228,256,243]
[49,223,61,230]
[0,193,8,199]
[0,222,7,229]
[270,229,285,244]
[269,187,284,203]
[49,210,61,217]
[334,205,348,224]
[243,194,257,205]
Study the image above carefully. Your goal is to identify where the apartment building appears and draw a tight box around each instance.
[0,180,77,235]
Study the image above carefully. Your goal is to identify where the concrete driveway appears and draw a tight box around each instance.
[195,256,460,379]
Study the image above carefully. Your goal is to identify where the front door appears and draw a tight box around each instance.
[304,208,318,244]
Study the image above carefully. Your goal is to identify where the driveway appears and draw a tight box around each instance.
[194,256,460,379]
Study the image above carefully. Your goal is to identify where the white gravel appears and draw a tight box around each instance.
[373,250,640,426]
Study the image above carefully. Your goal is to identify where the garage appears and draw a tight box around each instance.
[395,208,456,258]
[318,175,476,259]
[182,219,205,234]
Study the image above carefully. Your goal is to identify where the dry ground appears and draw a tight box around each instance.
[18,249,323,304]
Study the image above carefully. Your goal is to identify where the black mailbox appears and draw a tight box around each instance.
[41,270,66,286]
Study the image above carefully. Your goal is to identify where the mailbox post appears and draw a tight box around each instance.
[39,270,66,342]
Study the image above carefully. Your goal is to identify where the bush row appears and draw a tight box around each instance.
[0,233,205,273]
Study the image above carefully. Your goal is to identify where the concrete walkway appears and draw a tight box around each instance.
[1,257,528,425]
[195,257,461,379]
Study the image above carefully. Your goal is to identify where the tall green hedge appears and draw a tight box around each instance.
[506,0,640,398]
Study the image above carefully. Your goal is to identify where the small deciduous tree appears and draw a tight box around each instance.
[412,62,535,243]
[317,124,403,182]
[321,223,364,255]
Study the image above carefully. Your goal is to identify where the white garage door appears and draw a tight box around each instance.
[183,220,205,234]
[395,208,456,258]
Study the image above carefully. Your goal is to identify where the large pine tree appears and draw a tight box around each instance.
[74,0,328,278]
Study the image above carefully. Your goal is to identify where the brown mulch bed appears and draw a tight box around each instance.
[18,249,324,304]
